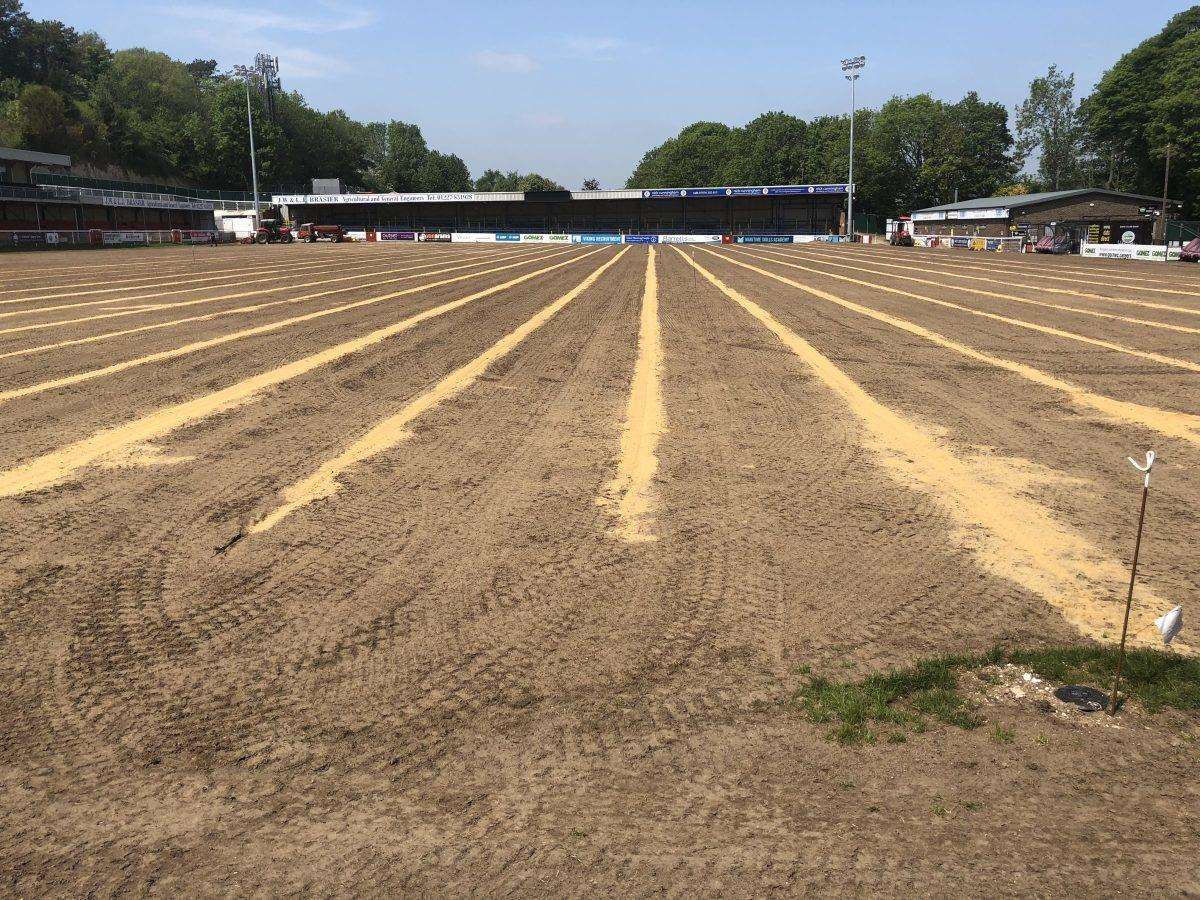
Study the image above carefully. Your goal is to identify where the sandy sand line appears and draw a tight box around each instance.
[727,247,1200,374]
[0,246,507,318]
[0,245,447,287]
[0,252,383,298]
[801,243,1200,316]
[701,249,1200,449]
[598,245,664,542]
[250,247,630,533]
[0,248,580,403]
[0,253,374,308]
[772,247,1200,333]
[680,247,1187,652]
[0,249,564,363]
[0,248,608,497]
[0,248,525,339]
[804,243,1200,298]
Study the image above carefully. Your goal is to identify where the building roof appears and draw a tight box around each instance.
[274,183,851,206]
[913,188,1176,215]
[0,146,72,168]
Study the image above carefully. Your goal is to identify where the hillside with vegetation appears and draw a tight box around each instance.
[0,0,563,193]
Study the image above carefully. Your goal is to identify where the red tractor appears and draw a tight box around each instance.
[253,208,294,244]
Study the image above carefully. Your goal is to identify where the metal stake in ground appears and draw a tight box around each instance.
[1109,450,1155,715]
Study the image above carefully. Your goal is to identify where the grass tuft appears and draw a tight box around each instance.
[791,644,1200,746]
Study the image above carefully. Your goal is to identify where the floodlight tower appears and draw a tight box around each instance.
[233,64,263,231]
[841,56,866,239]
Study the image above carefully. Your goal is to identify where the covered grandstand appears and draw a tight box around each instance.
[273,184,851,236]
[0,160,224,248]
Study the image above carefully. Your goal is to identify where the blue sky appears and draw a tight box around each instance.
[23,0,1195,188]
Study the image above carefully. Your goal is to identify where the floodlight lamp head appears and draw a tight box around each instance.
[840,56,866,72]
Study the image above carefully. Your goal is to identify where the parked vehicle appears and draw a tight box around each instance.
[297,223,345,243]
[1034,233,1074,254]
[253,206,293,244]
[1179,236,1200,262]
[889,228,914,247]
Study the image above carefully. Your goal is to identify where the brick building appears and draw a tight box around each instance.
[909,188,1180,246]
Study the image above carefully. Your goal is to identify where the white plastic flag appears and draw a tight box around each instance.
[1155,606,1183,645]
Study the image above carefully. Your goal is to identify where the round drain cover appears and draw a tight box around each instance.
[1054,685,1108,713]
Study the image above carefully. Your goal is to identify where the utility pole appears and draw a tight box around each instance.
[841,56,866,240]
[1160,143,1172,251]
[233,64,263,231]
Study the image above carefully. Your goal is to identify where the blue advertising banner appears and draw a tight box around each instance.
[623,234,659,244]
[951,236,970,249]
[573,234,623,244]
[736,235,794,244]
[495,233,520,241]
[640,184,848,200]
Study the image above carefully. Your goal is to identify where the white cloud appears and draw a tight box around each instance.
[166,2,375,34]
[562,36,626,61]
[471,50,538,74]
[163,1,374,78]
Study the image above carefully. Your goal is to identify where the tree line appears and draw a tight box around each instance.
[0,0,567,194]
[3,0,1198,213]
[629,6,1200,217]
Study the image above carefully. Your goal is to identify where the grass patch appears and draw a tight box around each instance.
[1006,646,1200,714]
[792,645,1200,746]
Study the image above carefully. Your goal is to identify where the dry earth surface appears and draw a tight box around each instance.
[1,240,1198,896]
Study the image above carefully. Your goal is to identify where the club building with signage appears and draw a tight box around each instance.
[909,188,1179,246]
[272,184,851,237]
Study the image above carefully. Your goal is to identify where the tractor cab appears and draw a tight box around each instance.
[887,216,914,246]
[254,206,294,244]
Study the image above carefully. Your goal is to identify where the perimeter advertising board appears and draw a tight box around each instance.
[572,234,623,244]
[736,235,793,244]
[657,234,722,243]
[641,184,849,199]
[1081,241,1181,261]
[519,233,569,242]
[623,234,659,244]
[378,231,416,241]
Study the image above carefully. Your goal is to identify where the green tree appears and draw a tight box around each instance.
[725,111,808,184]
[90,48,205,176]
[1015,65,1085,191]
[626,121,736,188]
[418,150,471,191]
[379,120,428,191]
[581,177,600,190]
[1082,6,1200,212]
[940,91,1017,200]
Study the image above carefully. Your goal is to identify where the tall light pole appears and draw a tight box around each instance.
[841,56,866,240]
[233,65,262,230]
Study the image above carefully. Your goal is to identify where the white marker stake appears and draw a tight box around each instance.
[1110,450,1155,715]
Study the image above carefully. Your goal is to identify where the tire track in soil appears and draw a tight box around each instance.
[0,246,518,341]
[694,247,1200,648]
[0,247,570,404]
[805,241,1200,299]
[3,247,642,782]
[5,247,1200,895]
[773,245,1200,335]
[0,248,594,466]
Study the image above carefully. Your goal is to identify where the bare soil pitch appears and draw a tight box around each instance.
[1,241,1198,896]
